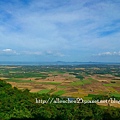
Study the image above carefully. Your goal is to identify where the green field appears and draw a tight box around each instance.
[38,89,51,94]
[103,83,120,87]
[53,90,66,96]
[110,93,120,97]
[38,82,61,85]
[6,78,34,83]
[70,79,92,86]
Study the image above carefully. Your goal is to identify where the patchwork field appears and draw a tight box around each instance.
[0,64,120,107]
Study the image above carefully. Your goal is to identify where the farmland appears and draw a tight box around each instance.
[0,64,120,101]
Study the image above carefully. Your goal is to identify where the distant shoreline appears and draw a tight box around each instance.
[0,61,120,65]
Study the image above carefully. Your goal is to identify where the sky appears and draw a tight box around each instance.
[0,0,120,62]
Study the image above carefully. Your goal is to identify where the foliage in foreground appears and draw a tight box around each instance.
[0,80,120,120]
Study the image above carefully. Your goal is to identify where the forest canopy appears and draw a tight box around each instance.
[0,80,120,120]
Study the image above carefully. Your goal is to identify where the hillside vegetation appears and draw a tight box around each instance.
[0,80,120,120]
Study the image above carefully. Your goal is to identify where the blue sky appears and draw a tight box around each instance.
[0,0,120,62]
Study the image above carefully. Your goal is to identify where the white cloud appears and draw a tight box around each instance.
[55,52,65,57]
[0,49,65,58]
[22,51,43,55]
[3,49,13,52]
[0,49,18,55]
[95,51,120,56]
[45,51,65,57]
